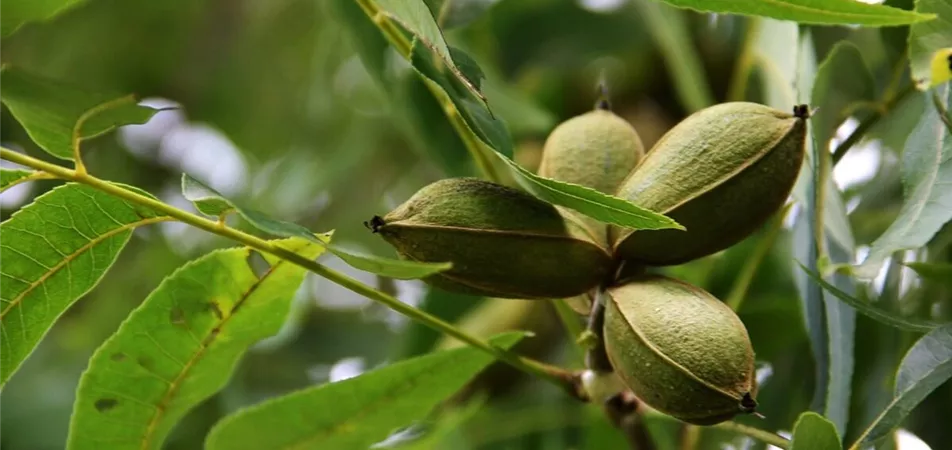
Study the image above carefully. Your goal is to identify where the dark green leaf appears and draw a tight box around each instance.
[791,412,842,450]
[904,262,952,288]
[0,168,44,192]
[0,183,167,387]
[856,84,952,278]
[408,43,682,231]
[448,46,485,91]
[908,0,952,88]
[655,0,933,26]
[0,0,87,37]
[0,67,158,161]
[799,264,946,333]
[632,0,713,112]
[67,238,327,450]
[181,174,451,279]
[811,42,876,150]
[432,0,497,29]
[854,325,952,446]
[204,332,526,450]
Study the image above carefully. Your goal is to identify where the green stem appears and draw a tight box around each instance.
[355,0,502,184]
[712,421,790,449]
[814,130,830,264]
[0,147,578,396]
[725,203,792,311]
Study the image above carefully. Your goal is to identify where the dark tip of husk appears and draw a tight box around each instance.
[364,215,386,233]
[793,104,810,119]
[595,79,612,111]
[740,392,758,413]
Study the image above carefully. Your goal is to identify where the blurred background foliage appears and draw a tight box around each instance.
[1,0,949,449]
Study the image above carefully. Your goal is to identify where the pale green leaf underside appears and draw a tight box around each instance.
[0,167,42,192]
[856,325,952,447]
[181,174,451,279]
[791,412,842,450]
[205,332,526,450]
[908,0,952,88]
[0,66,158,160]
[856,85,952,278]
[1,183,167,387]
[67,237,327,450]
[0,0,86,37]
[657,0,933,26]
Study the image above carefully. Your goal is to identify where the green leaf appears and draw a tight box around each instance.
[632,0,714,112]
[853,324,952,447]
[0,183,167,387]
[0,67,159,161]
[0,168,45,192]
[856,84,952,278]
[810,42,876,150]
[408,43,682,232]
[904,262,952,288]
[655,0,933,26]
[66,237,327,450]
[204,332,526,450]
[429,0,496,29]
[791,412,842,450]
[330,0,394,88]
[181,174,451,279]
[908,0,952,88]
[0,0,86,37]
[799,264,946,333]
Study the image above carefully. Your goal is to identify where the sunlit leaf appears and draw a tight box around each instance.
[0,168,47,193]
[854,324,952,447]
[181,174,451,279]
[656,0,933,26]
[66,237,327,450]
[0,183,168,387]
[799,264,945,333]
[908,0,952,88]
[204,332,526,450]
[0,0,87,37]
[791,412,842,450]
[856,84,952,278]
[0,67,158,160]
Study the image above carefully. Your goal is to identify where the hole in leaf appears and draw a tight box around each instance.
[246,251,271,279]
[94,398,119,412]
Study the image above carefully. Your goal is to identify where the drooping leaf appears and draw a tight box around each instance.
[0,67,159,161]
[66,237,327,450]
[905,262,952,288]
[799,264,946,333]
[181,174,451,279]
[0,0,87,37]
[908,0,952,88]
[0,168,48,192]
[204,332,526,450]
[791,412,842,450]
[853,324,952,447]
[821,243,856,434]
[655,0,933,26]
[632,0,713,112]
[408,43,682,232]
[856,84,952,278]
[0,183,168,387]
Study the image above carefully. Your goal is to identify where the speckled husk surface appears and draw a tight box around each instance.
[374,178,612,299]
[612,102,805,266]
[604,275,756,425]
